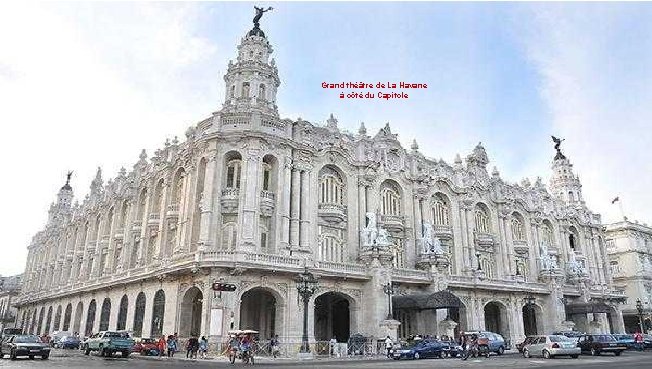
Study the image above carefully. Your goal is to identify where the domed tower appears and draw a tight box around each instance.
[213,7,291,140]
[47,171,74,225]
[549,137,583,205]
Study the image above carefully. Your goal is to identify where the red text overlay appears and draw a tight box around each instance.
[321,81,428,100]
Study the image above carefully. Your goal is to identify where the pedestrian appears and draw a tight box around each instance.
[199,336,208,359]
[634,331,644,351]
[384,336,393,358]
[188,336,199,359]
[158,335,166,357]
[460,334,468,360]
[167,335,177,357]
[270,334,279,358]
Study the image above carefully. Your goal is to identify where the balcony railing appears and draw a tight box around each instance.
[512,240,529,254]
[318,203,347,223]
[260,190,276,216]
[433,224,453,239]
[314,260,366,275]
[167,203,180,217]
[379,214,405,232]
[148,213,160,225]
[221,188,240,214]
[474,232,495,249]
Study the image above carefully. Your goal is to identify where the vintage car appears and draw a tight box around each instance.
[392,340,445,360]
[522,335,580,359]
[56,336,81,349]
[83,331,134,357]
[0,335,50,360]
[132,338,160,356]
[613,334,637,349]
[577,334,627,356]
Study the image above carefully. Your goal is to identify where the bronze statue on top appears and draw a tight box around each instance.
[253,6,273,28]
[551,135,566,160]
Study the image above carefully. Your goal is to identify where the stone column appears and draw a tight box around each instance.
[299,166,312,249]
[461,200,474,272]
[280,157,292,250]
[199,151,217,251]
[289,167,301,249]
[108,293,120,331]
[357,180,367,251]
[142,291,154,338]
[239,149,261,248]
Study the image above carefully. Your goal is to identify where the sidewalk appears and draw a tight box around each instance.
[131,352,392,365]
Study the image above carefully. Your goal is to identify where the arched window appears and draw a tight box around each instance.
[222,223,237,249]
[133,292,146,338]
[262,163,271,191]
[99,298,111,331]
[480,257,493,279]
[542,222,554,246]
[569,227,579,251]
[137,188,147,220]
[153,180,164,214]
[53,305,62,331]
[259,84,266,100]
[62,304,72,331]
[392,240,405,269]
[381,181,401,216]
[172,168,186,206]
[261,155,277,193]
[511,215,525,241]
[120,200,130,229]
[117,295,128,331]
[226,160,242,189]
[242,82,250,98]
[318,226,344,263]
[474,204,490,233]
[150,290,165,338]
[432,193,450,226]
[319,166,345,205]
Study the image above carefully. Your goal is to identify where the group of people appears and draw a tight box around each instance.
[157,333,209,359]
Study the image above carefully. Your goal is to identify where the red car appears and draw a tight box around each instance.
[132,338,159,356]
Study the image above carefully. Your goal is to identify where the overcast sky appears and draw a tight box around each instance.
[1,2,651,276]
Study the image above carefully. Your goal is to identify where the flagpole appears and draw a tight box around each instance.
[617,197,627,221]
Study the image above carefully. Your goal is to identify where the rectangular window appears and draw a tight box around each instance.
[227,167,234,188]
[263,170,270,191]
[261,232,267,248]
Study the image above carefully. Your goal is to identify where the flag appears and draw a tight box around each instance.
[611,197,619,204]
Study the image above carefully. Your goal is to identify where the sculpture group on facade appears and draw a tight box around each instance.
[361,212,392,248]
[539,242,558,270]
[566,251,586,276]
[422,223,444,255]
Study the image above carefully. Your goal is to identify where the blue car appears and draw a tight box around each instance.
[613,334,637,349]
[57,336,80,349]
[392,340,445,360]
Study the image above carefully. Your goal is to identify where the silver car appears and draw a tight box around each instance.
[522,335,580,359]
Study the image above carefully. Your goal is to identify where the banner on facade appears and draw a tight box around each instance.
[210,308,223,336]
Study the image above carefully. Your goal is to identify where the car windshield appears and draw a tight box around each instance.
[405,341,426,348]
[594,335,616,342]
[14,336,42,343]
[614,335,631,340]
[549,335,571,342]
[142,338,155,344]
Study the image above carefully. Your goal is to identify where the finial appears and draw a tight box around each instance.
[326,113,338,131]
[551,135,566,160]
[454,153,462,165]
[358,122,367,135]
[411,139,419,151]
[492,166,500,178]
[172,136,179,145]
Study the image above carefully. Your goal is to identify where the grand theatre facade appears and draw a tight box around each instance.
[15,22,626,348]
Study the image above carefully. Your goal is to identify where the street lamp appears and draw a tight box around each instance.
[295,267,318,354]
[382,282,395,320]
[636,298,644,333]
[523,294,536,335]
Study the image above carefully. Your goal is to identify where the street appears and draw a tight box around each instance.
[1,349,652,368]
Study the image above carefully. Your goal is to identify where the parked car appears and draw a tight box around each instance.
[0,334,50,360]
[577,334,627,356]
[392,340,445,360]
[643,334,652,349]
[462,331,507,355]
[613,334,637,349]
[1,328,23,343]
[56,336,81,349]
[83,331,134,357]
[440,340,463,358]
[132,338,160,356]
[50,331,72,348]
[552,331,584,342]
[522,335,580,359]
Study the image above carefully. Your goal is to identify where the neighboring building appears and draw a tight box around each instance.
[605,220,652,333]
[15,17,625,350]
[0,274,23,331]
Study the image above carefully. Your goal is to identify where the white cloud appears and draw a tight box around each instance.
[0,2,217,275]
[513,4,652,225]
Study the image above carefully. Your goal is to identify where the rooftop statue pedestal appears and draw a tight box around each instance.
[379,319,401,342]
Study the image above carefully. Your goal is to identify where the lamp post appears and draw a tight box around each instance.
[523,294,536,335]
[382,282,395,320]
[296,267,318,354]
[636,298,644,333]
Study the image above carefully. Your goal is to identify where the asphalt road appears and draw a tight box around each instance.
[1,349,652,368]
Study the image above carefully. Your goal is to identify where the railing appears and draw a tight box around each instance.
[433,224,453,238]
[222,188,240,197]
[260,190,275,200]
[148,213,160,223]
[167,204,180,213]
[202,250,302,268]
[314,260,367,275]
[391,268,430,279]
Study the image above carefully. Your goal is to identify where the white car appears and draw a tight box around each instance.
[522,335,580,359]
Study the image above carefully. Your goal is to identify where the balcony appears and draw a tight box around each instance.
[379,214,405,232]
[221,188,240,214]
[132,221,142,231]
[114,228,125,240]
[513,240,529,255]
[433,225,453,240]
[260,190,276,216]
[318,203,346,224]
[474,232,495,250]
[167,203,180,218]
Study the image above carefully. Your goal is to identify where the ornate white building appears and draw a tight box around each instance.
[15,18,626,350]
[605,220,652,333]
[0,274,22,332]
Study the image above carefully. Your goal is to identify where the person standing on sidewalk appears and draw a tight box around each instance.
[157,336,166,357]
[460,334,468,360]
[199,336,208,359]
[384,336,393,358]
[634,331,644,351]
[167,335,177,357]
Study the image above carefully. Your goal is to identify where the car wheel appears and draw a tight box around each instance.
[614,351,622,356]
[28,355,34,359]
[497,346,504,355]
[42,354,49,360]
[414,352,420,360]
[523,349,530,358]
[543,350,551,359]
[590,348,599,356]
[571,354,579,358]
[84,346,90,355]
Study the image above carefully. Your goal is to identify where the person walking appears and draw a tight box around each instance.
[634,331,644,351]
[199,336,208,359]
[460,334,468,360]
[270,335,279,358]
[384,336,393,358]
[166,335,177,357]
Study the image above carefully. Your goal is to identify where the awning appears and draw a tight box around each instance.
[393,290,462,310]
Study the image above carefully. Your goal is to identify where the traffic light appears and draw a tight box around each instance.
[211,282,237,292]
